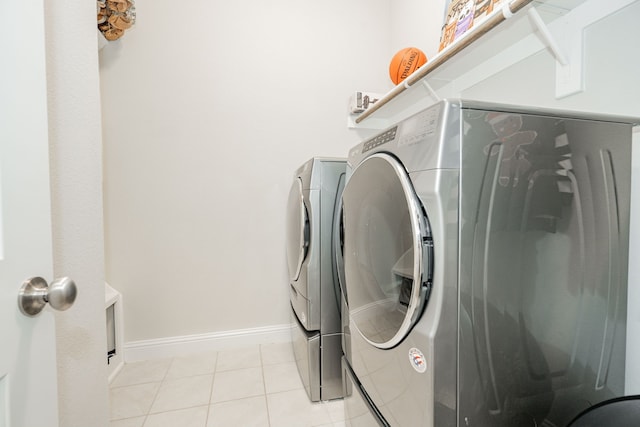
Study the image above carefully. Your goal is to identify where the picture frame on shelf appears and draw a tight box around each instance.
[439,0,505,51]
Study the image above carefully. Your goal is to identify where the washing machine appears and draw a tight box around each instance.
[340,99,635,426]
[286,157,346,402]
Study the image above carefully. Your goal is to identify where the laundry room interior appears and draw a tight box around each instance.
[33,0,640,426]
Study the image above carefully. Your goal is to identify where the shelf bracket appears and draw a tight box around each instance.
[528,7,568,65]
[421,80,441,102]
[528,7,583,99]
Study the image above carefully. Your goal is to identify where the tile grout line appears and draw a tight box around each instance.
[148,354,218,423]
[112,346,303,426]
[259,344,272,427]
[204,353,218,427]
[141,357,175,426]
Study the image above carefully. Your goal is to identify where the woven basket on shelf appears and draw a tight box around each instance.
[98,0,136,41]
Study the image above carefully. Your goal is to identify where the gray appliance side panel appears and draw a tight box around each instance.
[290,282,313,331]
[310,157,347,188]
[458,109,632,427]
[319,160,347,336]
[410,168,460,427]
[320,333,344,401]
[317,160,347,401]
[292,308,321,402]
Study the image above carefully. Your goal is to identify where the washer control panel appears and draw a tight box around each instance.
[362,126,398,153]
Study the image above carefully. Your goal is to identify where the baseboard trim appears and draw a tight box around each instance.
[123,323,294,362]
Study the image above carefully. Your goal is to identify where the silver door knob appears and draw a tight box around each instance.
[18,276,78,317]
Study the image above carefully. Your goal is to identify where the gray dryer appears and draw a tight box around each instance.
[286,157,346,401]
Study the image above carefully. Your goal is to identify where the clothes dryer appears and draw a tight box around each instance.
[287,157,346,402]
[340,100,635,426]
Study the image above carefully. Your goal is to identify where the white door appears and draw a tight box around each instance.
[0,0,60,426]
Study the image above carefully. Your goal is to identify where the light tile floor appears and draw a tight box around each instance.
[109,342,345,427]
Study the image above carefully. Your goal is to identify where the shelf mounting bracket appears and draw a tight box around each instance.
[421,80,441,102]
[528,7,583,99]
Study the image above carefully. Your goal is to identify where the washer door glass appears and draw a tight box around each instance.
[343,153,433,349]
[286,178,309,282]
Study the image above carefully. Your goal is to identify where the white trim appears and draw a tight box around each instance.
[105,283,125,384]
[123,324,294,362]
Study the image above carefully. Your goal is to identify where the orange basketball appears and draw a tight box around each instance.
[389,47,427,85]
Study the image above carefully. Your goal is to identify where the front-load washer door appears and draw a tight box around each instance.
[286,177,309,282]
[342,153,433,349]
[333,173,347,308]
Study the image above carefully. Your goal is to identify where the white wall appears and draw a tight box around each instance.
[461,3,640,117]
[45,0,110,426]
[389,0,447,59]
[100,0,393,343]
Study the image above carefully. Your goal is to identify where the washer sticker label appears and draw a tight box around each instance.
[408,347,427,373]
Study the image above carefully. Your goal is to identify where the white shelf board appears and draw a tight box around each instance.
[350,0,591,129]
